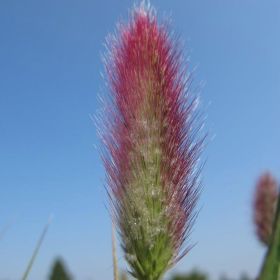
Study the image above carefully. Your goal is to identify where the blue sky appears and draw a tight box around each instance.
[0,0,279,279]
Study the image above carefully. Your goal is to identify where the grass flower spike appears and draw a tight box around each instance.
[254,173,279,246]
[101,3,203,280]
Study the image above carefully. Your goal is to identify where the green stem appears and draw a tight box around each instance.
[259,195,280,280]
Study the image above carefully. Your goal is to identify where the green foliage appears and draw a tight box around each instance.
[219,274,252,280]
[239,274,252,280]
[170,270,208,280]
[118,269,253,280]
[49,258,72,280]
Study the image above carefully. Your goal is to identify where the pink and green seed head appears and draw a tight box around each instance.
[102,4,203,280]
[254,173,279,246]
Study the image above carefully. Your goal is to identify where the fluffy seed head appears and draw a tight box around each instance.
[101,4,203,279]
[254,172,279,246]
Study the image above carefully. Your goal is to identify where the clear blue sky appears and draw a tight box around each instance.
[0,0,279,279]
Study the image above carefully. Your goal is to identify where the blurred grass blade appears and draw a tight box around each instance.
[22,217,52,280]
[112,223,119,280]
[259,197,280,280]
